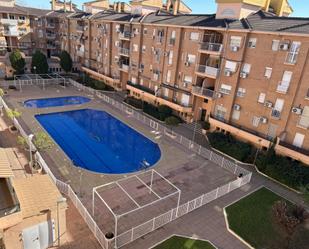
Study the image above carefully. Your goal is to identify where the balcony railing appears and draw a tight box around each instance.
[199,42,223,53]
[46,33,56,39]
[119,31,131,40]
[276,81,289,94]
[192,86,215,99]
[46,23,55,28]
[3,30,18,36]
[120,63,129,72]
[118,47,130,56]
[159,94,192,108]
[285,52,298,65]
[0,19,18,26]
[196,64,219,78]
[76,26,84,32]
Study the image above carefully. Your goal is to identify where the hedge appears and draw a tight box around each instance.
[256,148,309,190]
[77,74,114,91]
[208,132,309,191]
[207,132,255,163]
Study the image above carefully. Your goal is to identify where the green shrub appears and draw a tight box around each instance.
[158,105,173,120]
[124,97,143,109]
[207,132,255,163]
[165,116,180,130]
[256,148,309,190]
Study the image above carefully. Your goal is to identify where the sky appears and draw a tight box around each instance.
[17,0,309,17]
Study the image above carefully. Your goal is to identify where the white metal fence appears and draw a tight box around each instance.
[0,79,252,249]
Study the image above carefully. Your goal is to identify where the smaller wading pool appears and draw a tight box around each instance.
[24,96,91,108]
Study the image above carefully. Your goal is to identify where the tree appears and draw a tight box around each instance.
[165,116,180,131]
[59,50,72,73]
[9,49,26,75]
[6,108,21,120]
[272,201,309,249]
[33,132,54,151]
[31,50,48,74]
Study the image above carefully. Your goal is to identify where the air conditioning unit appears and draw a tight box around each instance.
[224,70,232,76]
[184,61,190,67]
[240,72,248,78]
[231,46,239,52]
[280,42,290,51]
[233,104,241,111]
[291,107,302,115]
[264,101,273,108]
[260,117,268,124]
[216,92,223,98]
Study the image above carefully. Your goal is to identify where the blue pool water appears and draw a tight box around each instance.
[24,96,91,108]
[36,109,161,174]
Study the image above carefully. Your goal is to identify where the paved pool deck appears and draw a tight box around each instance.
[3,84,240,248]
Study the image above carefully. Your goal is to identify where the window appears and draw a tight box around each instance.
[272,98,284,118]
[230,36,242,48]
[166,70,171,83]
[298,106,309,129]
[181,94,190,106]
[248,38,257,48]
[242,63,251,74]
[143,28,147,35]
[237,88,246,97]
[264,67,272,79]
[232,110,240,120]
[183,75,192,84]
[186,54,196,64]
[277,71,292,93]
[140,78,144,85]
[219,84,232,95]
[131,77,137,84]
[133,44,138,52]
[258,93,266,104]
[215,105,227,120]
[252,116,260,127]
[171,30,176,39]
[286,41,301,64]
[163,88,169,98]
[189,32,199,41]
[272,40,280,51]
[225,60,237,72]
[142,45,146,53]
[293,133,305,148]
[168,51,173,65]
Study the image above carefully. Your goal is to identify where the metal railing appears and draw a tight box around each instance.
[196,64,219,78]
[118,47,130,56]
[200,42,223,53]
[192,86,215,98]
[276,81,289,94]
[119,31,131,39]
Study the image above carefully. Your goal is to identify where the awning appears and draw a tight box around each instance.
[0,148,13,178]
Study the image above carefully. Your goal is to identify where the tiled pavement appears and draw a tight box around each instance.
[2,83,308,249]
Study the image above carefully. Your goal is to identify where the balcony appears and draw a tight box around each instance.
[46,23,55,29]
[196,64,220,79]
[192,86,215,99]
[3,30,18,36]
[285,52,298,65]
[0,178,20,221]
[276,82,289,94]
[46,33,56,39]
[118,47,130,56]
[76,25,84,32]
[119,31,131,40]
[0,19,18,26]
[199,42,223,55]
[119,62,129,72]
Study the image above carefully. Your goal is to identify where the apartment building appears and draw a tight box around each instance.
[0,149,67,249]
[0,0,75,77]
[56,0,309,165]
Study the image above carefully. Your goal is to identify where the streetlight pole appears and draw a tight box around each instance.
[57,197,67,247]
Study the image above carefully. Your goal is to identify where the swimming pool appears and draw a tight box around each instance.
[24,96,91,108]
[36,109,161,174]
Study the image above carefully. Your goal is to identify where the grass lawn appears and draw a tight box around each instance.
[225,187,309,249]
[154,235,216,249]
